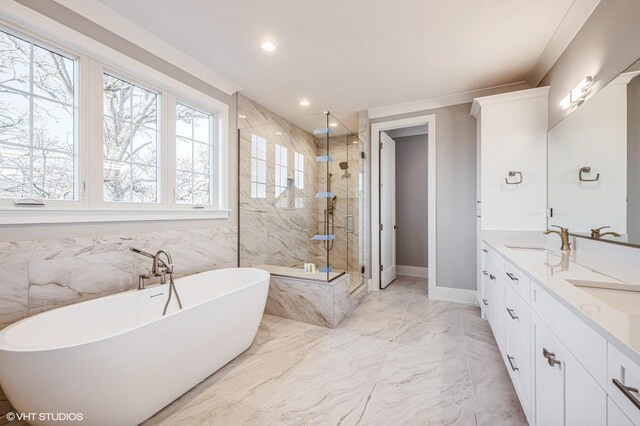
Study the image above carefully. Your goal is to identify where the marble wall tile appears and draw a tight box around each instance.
[0,224,237,325]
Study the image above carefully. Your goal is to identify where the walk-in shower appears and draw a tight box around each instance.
[237,96,366,290]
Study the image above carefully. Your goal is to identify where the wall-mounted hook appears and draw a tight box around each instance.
[579,166,600,182]
[505,171,523,185]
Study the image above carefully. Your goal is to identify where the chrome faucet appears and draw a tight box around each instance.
[130,247,183,315]
[590,226,621,239]
[130,248,174,288]
[544,225,571,252]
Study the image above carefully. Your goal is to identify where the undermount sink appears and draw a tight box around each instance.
[505,245,550,252]
[567,279,640,293]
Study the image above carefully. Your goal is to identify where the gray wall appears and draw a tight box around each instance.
[394,134,428,268]
[628,76,640,242]
[371,103,477,291]
[541,0,640,128]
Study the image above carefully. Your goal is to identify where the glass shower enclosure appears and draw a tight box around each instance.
[238,107,365,291]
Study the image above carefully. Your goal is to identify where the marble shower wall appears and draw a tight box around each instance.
[238,94,323,268]
[0,225,237,328]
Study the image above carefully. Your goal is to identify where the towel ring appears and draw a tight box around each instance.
[579,167,600,182]
[505,171,523,185]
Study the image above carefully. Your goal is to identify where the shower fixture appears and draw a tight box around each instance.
[339,161,350,178]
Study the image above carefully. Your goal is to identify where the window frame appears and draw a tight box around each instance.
[249,133,267,199]
[0,17,230,224]
[0,23,84,209]
[173,99,217,208]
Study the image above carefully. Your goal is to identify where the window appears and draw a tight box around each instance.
[0,29,77,201]
[250,134,266,198]
[294,152,304,208]
[175,102,214,205]
[0,20,230,224]
[102,73,159,203]
[274,144,288,207]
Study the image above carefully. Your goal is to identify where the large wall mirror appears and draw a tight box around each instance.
[548,59,640,247]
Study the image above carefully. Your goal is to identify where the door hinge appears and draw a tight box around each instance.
[547,208,554,218]
[380,264,384,271]
[360,151,365,159]
[380,142,383,150]
[380,223,383,231]
[360,266,365,274]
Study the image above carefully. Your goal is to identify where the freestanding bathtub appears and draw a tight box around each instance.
[0,268,270,426]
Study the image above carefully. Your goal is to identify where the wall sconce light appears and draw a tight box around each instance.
[560,76,593,110]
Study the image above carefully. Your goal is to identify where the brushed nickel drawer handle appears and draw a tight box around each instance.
[613,379,640,410]
[482,299,488,306]
[507,355,519,371]
[489,274,496,281]
[506,308,518,320]
[543,348,561,367]
[506,272,519,282]
[482,248,489,253]
[482,270,488,276]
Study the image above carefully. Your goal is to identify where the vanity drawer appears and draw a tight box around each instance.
[481,242,505,272]
[531,281,607,387]
[504,284,531,362]
[504,329,531,419]
[607,343,640,425]
[503,260,530,304]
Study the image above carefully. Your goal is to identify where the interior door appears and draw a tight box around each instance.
[380,132,397,288]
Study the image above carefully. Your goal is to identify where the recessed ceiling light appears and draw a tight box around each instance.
[299,99,310,107]
[329,122,338,127]
[261,41,277,52]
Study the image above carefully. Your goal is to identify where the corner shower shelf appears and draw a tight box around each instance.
[318,267,333,273]
[313,127,333,135]
[312,234,336,241]
[316,192,335,198]
[315,155,333,162]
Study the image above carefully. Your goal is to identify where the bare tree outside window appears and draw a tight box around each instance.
[175,102,213,205]
[0,30,76,200]
[103,73,159,202]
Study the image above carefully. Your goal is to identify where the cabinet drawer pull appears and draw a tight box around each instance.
[506,308,518,320]
[506,272,519,282]
[482,249,489,253]
[482,270,488,276]
[482,299,488,306]
[507,355,519,371]
[612,379,640,410]
[543,348,561,367]
[489,274,496,281]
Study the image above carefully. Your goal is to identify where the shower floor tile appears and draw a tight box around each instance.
[145,275,524,426]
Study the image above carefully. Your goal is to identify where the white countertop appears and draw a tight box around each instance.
[482,230,640,365]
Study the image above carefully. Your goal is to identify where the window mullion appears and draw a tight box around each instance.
[28,43,34,198]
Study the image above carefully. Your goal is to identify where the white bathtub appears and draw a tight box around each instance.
[0,267,270,426]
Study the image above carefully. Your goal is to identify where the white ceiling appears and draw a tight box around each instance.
[87,0,585,131]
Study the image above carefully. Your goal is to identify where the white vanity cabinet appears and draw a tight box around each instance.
[472,87,549,303]
[480,241,637,426]
[533,313,606,426]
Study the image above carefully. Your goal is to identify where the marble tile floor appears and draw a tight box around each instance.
[145,276,526,426]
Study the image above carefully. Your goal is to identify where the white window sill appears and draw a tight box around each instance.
[0,208,231,225]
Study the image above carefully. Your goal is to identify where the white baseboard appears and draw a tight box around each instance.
[397,265,428,278]
[431,287,478,306]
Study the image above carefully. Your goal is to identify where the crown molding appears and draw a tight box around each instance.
[52,0,241,96]
[367,81,530,119]
[470,86,550,118]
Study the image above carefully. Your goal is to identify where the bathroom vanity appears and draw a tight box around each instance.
[472,58,640,425]
[480,233,640,425]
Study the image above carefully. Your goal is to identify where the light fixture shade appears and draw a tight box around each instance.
[559,93,572,110]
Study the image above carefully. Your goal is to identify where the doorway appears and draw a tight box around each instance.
[371,115,436,295]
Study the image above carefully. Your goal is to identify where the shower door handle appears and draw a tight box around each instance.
[345,215,355,233]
